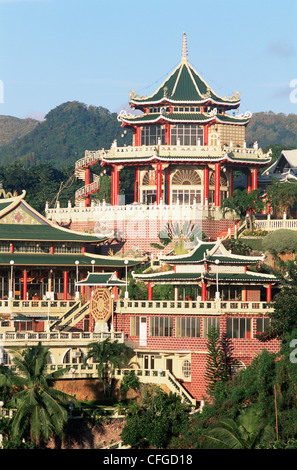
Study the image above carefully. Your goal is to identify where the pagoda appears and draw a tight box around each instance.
[46,34,271,253]
[101,33,270,208]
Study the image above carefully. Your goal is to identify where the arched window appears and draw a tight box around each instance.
[172,169,201,186]
[63,348,85,364]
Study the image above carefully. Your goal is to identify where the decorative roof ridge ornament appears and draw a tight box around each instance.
[237,111,253,119]
[181,32,188,62]
[117,109,136,122]
[223,91,241,102]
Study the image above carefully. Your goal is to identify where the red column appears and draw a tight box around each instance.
[111,167,115,206]
[23,269,27,300]
[84,168,91,207]
[112,165,119,206]
[201,279,207,301]
[204,125,209,145]
[252,168,258,190]
[148,282,153,301]
[266,283,272,302]
[134,168,140,203]
[63,271,68,301]
[229,168,234,198]
[115,166,119,205]
[203,166,209,207]
[215,163,221,207]
[135,127,141,146]
[165,123,170,145]
[156,163,162,205]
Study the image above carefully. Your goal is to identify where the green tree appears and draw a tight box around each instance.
[258,260,297,340]
[221,189,263,228]
[204,327,235,397]
[7,342,73,446]
[263,229,297,256]
[85,338,134,396]
[206,408,273,449]
[121,386,190,448]
[266,181,297,217]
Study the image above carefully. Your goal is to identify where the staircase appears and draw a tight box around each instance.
[216,221,241,240]
[117,368,196,407]
[50,301,90,332]
[74,149,102,203]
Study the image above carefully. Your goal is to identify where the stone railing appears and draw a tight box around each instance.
[0,299,77,316]
[115,299,273,315]
[105,144,262,161]
[254,218,297,231]
[0,330,124,346]
[74,143,264,170]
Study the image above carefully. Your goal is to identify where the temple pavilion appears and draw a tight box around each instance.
[0,190,141,332]
[46,34,272,253]
[100,33,270,209]
[132,238,277,303]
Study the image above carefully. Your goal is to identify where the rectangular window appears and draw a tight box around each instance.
[202,317,220,337]
[141,125,165,146]
[170,124,204,146]
[176,317,201,337]
[226,317,252,339]
[256,317,270,334]
[150,317,173,337]
[171,189,201,205]
[130,316,140,336]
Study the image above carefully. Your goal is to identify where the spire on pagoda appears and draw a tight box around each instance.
[181,32,188,62]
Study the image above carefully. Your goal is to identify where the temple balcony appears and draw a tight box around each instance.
[115,299,273,315]
[0,329,124,347]
[0,298,78,317]
[75,143,264,169]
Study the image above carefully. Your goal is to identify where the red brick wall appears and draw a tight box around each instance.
[116,311,280,402]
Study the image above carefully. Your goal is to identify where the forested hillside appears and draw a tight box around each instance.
[0,101,132,168]
[0,115,38,147]
[246,111,297,149]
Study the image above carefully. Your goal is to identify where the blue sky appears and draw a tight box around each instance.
[0,0,296,120]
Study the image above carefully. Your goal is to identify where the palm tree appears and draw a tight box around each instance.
[8,342,74,445]
[85,338,134,396]
[205,408,273,449]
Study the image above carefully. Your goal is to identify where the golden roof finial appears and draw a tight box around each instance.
[182,32,188,61]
